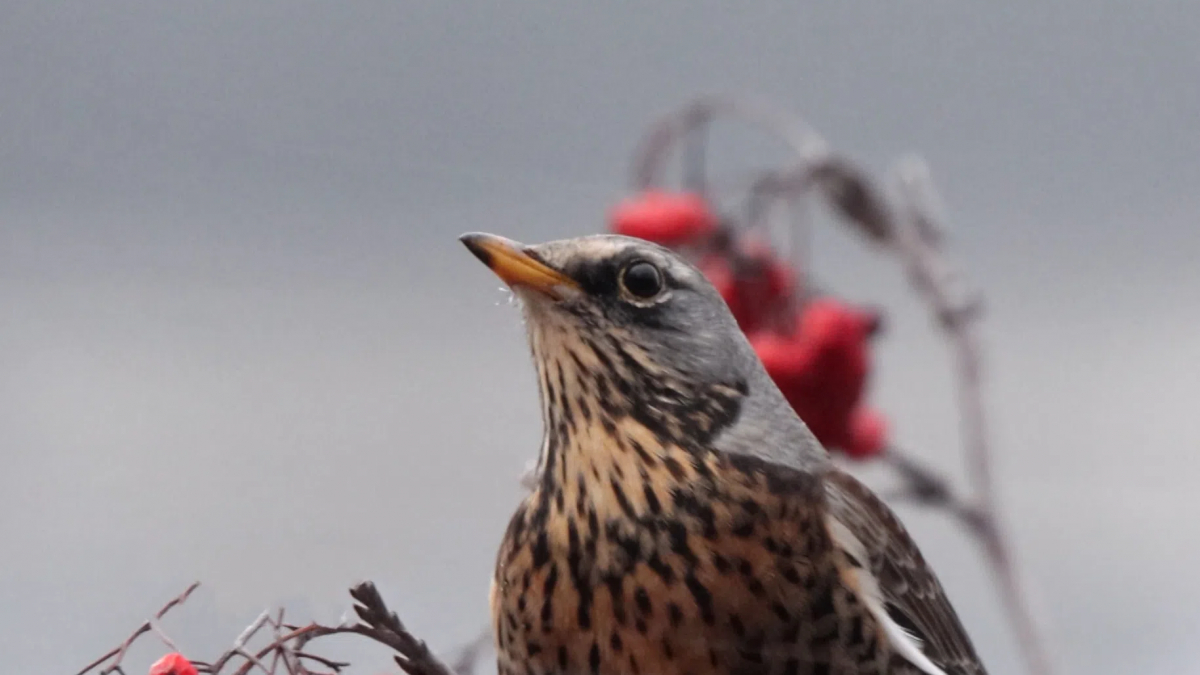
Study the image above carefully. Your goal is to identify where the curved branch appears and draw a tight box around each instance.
[629,95,1057,675]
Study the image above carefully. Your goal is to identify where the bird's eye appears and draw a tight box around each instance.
[620,261,664,299]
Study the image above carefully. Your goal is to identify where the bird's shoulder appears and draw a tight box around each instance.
[714,452,987,675]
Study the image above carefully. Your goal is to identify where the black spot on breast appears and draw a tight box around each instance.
[647,553,676,585]
[643,483,662,515]
[593,372,615,408]
[609,523,642,565]
[567,349,587,374]
[684,573,715,625]
[605,575,627,625]
[688,454,713,480]
[712,553,732,574]
[600,415,618,436]
[566,519,594,630]
[530,492,551,529]
[557,646,568,670]
[577,593,594,630]
[667,520,698,565]
[531,533,550,568]
[667,602,683,627]
[771,602,791,623]
[746,578,765,597]
[540,564,558,628]
[782,565,802,585]
[810,583,836,621]
[671,489,715,529]
[634,586,652,615]
[558,387,575,432]
[630,439,657,467]
[610,478,635,518]
[662,456,686,479]
[588,642,601,675]
[610,631,624,652]
[730,518,755,538]
[736,557,753,577]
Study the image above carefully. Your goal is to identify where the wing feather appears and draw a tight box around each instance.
[823,469,988,675]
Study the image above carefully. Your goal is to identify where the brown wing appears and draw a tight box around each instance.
[823,469,989,675]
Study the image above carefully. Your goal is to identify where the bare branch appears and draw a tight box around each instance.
[890,157,1056,675]
[75,582,201,675]
[79,582,467,675]
[448,629,493,675]
[630,95,1058,675]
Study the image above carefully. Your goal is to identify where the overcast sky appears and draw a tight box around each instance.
[2,3,1199,675]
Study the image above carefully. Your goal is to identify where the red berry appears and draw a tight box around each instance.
[842,407,888,459]
[609,191,716,246]
[737,238,798,302]
[749,330,819,382]
[799,300,869,406]
[149,653,198,675]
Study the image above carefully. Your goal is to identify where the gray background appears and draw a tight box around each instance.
[3,3,1199,674]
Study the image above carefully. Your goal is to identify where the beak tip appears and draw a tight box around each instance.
[460,232,573,297]
[459,232,493,265]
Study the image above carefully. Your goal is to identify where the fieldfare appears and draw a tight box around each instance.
[460,232,987,675]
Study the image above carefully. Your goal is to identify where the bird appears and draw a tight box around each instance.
[459,232,988,675]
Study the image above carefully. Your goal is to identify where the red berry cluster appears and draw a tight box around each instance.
[610,190,887,460]
[149,653,198,675]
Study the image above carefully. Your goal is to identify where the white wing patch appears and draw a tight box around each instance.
[825,517,948,675]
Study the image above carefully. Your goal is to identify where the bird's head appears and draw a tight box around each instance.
[460,232,827,477]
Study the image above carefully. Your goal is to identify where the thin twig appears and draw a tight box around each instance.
[208,609,275,674]
[631,96,1057,675]
[80,582,466,675]
[75,582,201,675]
[448,629,493,675]
[890,157,1056,675]
[294,652,350,672]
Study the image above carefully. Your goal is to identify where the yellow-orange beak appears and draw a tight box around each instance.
[460,232,579,299]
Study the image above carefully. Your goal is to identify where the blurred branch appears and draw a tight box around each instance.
[78,582,491,675]
[632,96,1057,675]
[887,156,1056,675]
